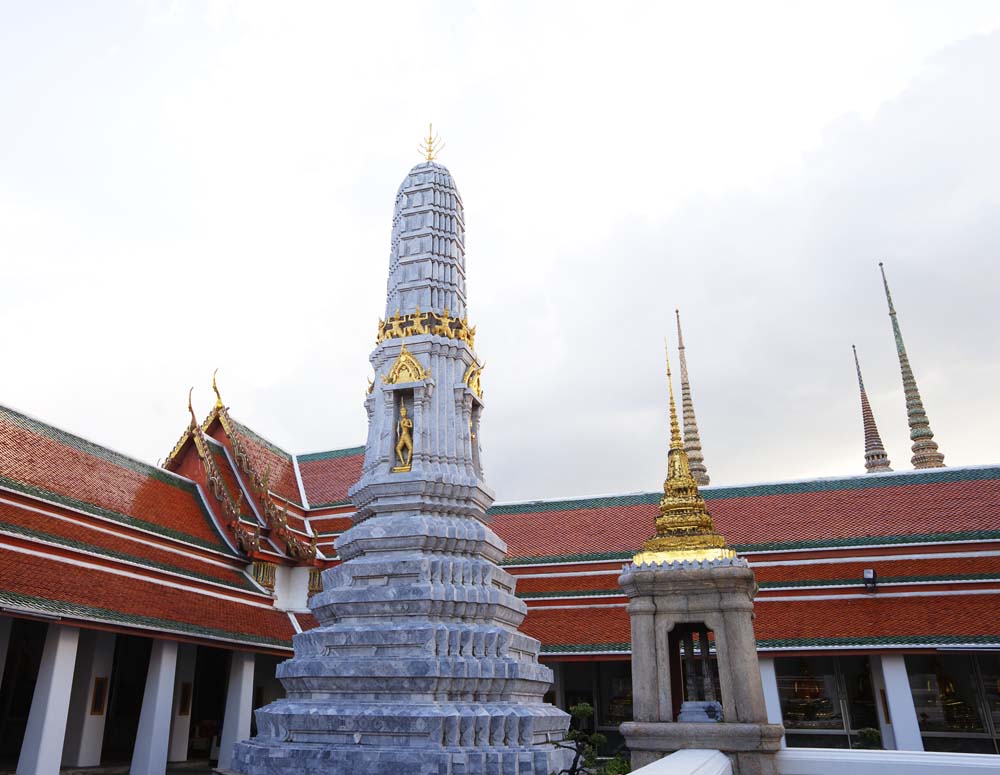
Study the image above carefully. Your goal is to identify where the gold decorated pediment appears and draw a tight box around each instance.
[463,362,484,398]
[383,343,430,384]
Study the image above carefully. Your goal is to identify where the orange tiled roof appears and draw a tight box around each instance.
[0,405,232,552]
[228,419,302,505]
[491,466,1000,563]
[0,537,293,649]
[298,447,364,508]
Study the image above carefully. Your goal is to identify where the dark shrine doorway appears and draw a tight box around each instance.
[188,645,228,760]
[101,634,151,763]
[0,618,48,765]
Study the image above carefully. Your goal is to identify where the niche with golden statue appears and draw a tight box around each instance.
[393,392,415,473]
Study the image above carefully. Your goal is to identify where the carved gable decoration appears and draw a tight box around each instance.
[383,343,430,384]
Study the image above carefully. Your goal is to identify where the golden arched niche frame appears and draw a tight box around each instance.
[382,343,430,385]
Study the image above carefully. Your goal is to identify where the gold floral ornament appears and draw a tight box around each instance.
[463,362,485,399]
[632,342,736,566]
[382,343,430,384]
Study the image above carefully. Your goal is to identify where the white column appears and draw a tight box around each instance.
[879,654,924,751]
[758,657,786,748]
[217,650,255,770]
[870,655,897,750]
[130,639,179,775]
[62,630,116,766]
[551,662,566,710]
[17,624,81,775]
[0,617,12,688]
[168,643,197,762]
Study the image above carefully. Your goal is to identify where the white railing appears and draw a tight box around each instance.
[629,750,732,775]
[630,747,1000,775]
[776,747,1000,774]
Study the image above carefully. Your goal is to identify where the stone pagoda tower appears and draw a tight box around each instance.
[229,149,571,774]
[620,345,782,774]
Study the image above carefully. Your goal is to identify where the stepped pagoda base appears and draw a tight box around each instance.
[230,730,571,775]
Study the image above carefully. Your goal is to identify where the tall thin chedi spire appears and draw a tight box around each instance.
[675,309,709,485]
[879,262,945,469]
[852,345,892,473]
[232,152,571,775]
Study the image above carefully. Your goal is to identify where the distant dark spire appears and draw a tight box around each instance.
[879,262,945,468]
[853,345,892,473]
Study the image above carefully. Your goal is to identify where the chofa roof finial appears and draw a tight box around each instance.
[212,368,224,410]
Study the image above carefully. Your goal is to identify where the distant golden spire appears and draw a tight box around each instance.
[212,368,224,410]
[418,123,444,161]
[632,341,735,566]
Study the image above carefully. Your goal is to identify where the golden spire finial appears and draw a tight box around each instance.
[212,368,223,410]
[187,387,197,427]
[665,339,683,452]
[632,338,735,566]
[418,123,444,162]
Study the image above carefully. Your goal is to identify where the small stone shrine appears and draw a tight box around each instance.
[228,136,571,774]
[620,347,784,774]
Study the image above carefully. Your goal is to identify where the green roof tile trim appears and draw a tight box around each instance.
[520,590,621,600]
[0,520,257,592]
[0,590,290,649]
[491,492,659,516]
[297,446,365,463]
[309,500,353,510]
[501,530,1000,566]
[0,404,196,489]
[517,574,1000,599]
[756,634,1000,649]
[230,419,292,460]
[490,466,1000,517]
[758,573,1000,589]
[539,634,1000,655]
[0,475,237,555]
[732,530,1000,554]
[541,643,631,654]
[503,551,633,567]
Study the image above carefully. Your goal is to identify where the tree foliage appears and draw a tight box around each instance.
[552,703,631,775]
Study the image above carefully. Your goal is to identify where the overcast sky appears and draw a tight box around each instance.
[2,1,999,502]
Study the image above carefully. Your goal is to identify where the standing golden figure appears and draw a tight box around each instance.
[394,404,414,471]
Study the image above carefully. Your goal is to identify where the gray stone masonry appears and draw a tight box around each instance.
[229,162,571,775]
[619,558,783,775]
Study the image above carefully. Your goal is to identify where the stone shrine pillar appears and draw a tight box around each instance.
[229,151,571,774]
[620,347,783,774]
